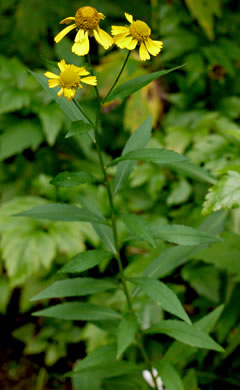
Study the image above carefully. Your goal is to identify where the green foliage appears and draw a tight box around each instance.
[203,171,240,214]
[1,1,240,389]
[104,66,183,102]
[146,320,223,352]
[131,278,191,324]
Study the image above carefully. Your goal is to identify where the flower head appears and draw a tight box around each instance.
[111,13,163,61]
[54,6,113,56]
[44,60,97,101]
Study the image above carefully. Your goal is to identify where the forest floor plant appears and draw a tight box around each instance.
[17,6,224,390]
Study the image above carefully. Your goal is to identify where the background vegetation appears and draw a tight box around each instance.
[0,0,240,389]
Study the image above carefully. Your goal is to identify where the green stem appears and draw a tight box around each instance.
[137,335,159,390]
[103,51,131,102]
[73,99,95,128]
[76,53,157,388]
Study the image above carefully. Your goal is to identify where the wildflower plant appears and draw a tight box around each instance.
[20,6,224,389]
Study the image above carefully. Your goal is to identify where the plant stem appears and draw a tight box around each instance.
[103,51,131,102]
[77,53,157,388]
[137,335,160,390]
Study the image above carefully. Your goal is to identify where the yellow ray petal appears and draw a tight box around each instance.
[44,71,59,79]
[63,87,76,101]
[98,12,105,20]
[114,34,133,49]
[58,59,66,72]
[111,25,129,36]
[57,87,64,98]
[75,29,85,42]
[125,12,133,23]
[77,67,90,76]
[94,28,113,49]
[60,17,75,24]
[72,34,90,56]
[125,38,138,50]
[48,79,60,88]
[145,38,163,56]
[139,42,150,61]
[81,76,97,86]
[54,24,77,43]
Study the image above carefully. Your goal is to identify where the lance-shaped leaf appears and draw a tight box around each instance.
[163,305,224,368]
[138,211,226,281]
[59,250,113,274]
[155,362,184,390]
[170,160,216,185]
[72,361,141,379]
[65,120,93,138]
[145,320,224,352]
[104,66,183,102]
[152,224,221,246]
[33,302,121,321]
[113,116,152,195]
[74,344,117,373]
[15,203,108,225]
[117,312,138,358]
[122,214,156,248]
[109,148,187,167]
[131,278,191,324]
[77,195,116,254]
[31,278,117,301]
[50,171,97,188]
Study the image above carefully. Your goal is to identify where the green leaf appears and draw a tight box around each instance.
[169,160,216,185]
[193,232,240,279]
[3,229,56,287]
[59,250,113,274]
[0,120,43,161]
[73,361,140,379]
[113,116,152,195]
[33,302,121,321]
[181,264,221,303]
[122,214,156,248]
[65,120,93,138]
[31,278,117,301]
[50,171,97,188]
[15,203,108,225]
[163,306,224,368]
[183,369,199,390]
[104,66,183,102]
[74,344,117,373]
[156,362,184,390]
[131,278,191,324]
[77,196,116,254]
[136,211,226,282]
[109,148,187,166]
[145,320,224,352]
[117,313,138,358]
[72,345,141,380]
[152,224,221,246]
[38,104,64,145]
[203,171,240,214]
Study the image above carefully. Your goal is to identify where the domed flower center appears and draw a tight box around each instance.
[60,69,79,87]
[129,20,151,41]
[75,6,100,30]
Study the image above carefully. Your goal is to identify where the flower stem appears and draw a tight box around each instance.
[76,53,157,389]
[103,51,131,102]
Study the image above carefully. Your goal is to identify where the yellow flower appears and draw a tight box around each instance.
[44,60,97,102]
[111,13,163,61]
[54,6,113,56]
